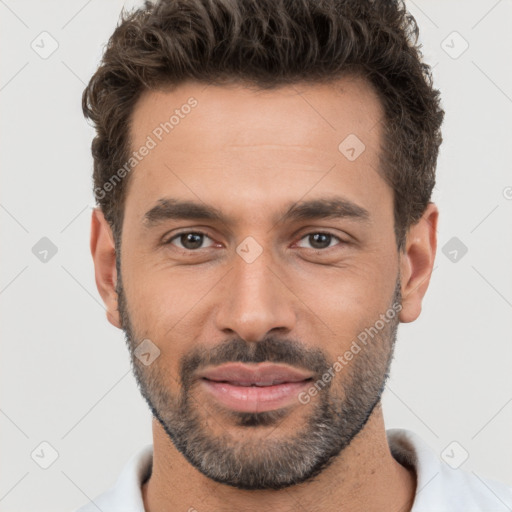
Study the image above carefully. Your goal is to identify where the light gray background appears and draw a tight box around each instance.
[1,1,511,511]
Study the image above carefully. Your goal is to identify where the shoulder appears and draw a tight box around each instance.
[387,428,512,512]
[72,444,153,512]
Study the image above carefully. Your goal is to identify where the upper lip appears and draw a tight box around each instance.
[197,362,314,386]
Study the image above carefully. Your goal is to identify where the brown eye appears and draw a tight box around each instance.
[167,232,214,250]
[296,232,342,250]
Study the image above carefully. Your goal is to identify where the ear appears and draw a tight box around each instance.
[90,207,121,329]
[399,202,438,323]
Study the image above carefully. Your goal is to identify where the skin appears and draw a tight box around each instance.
[91,76,438,512]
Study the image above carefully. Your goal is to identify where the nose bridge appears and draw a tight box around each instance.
[215,237,296,342]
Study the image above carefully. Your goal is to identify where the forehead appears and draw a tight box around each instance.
[130,76,383,149]
[125,77,389,227]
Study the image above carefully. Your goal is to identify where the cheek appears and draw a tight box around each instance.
[294,258,397,347]
[121,257,213,348]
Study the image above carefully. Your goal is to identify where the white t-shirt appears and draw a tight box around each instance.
[73,429,512,512]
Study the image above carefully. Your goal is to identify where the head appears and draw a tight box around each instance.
[87,0,443,490]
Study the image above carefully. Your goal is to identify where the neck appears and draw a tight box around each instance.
[142,403,416,512]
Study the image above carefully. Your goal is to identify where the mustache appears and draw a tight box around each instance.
[180,336,331,384]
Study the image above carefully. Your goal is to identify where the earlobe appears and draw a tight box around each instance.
[90,208,122,329]
[398,202,438,323]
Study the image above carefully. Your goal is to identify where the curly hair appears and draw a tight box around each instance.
[83,0,444,252]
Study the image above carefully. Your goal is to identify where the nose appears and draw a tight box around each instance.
[214,242,297,343]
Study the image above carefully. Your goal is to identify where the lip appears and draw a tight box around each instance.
[197,362,313,413]
[198,362,314,385]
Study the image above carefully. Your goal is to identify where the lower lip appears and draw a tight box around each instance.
[200,379,311,413]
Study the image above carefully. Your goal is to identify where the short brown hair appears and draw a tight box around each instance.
[83,0,444,252]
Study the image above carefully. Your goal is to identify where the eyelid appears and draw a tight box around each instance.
[293,231,345,249]
[164,229,217,248]
[164,229,347,251]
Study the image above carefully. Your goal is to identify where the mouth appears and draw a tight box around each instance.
[197,362,314,413]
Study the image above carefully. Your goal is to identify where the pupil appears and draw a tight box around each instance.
[182,233,203,250]
[310,233,330,249]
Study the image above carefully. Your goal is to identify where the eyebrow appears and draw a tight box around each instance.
[142,196,371,229]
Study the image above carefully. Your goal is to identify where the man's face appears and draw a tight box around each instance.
[116,77,402,489]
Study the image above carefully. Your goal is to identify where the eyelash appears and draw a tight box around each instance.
[164,230,345,251]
